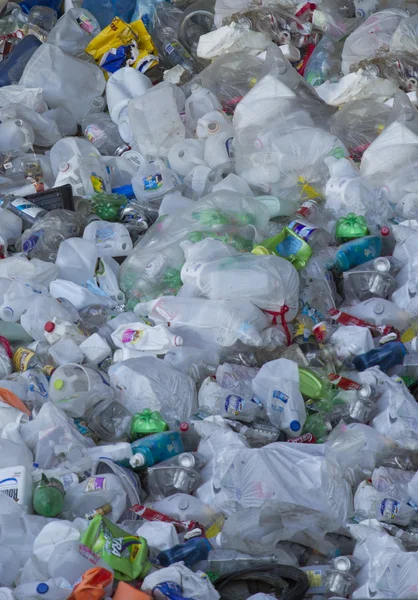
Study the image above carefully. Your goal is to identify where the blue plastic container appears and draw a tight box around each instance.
[19,0,62,13]
[157,537,211,568]
[352,341,407,372]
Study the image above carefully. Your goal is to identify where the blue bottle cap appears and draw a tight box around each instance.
[112,184,135,199]
[290,420,301,432]
[36,584,49,594]
[23,235,39,254]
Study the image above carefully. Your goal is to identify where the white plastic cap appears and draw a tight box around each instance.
[130,453,145,468]
[179,453,196,468]
[174,336,183,347]
[59,161,70,173]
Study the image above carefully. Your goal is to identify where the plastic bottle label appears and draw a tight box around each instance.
[225,394,243,415]
[91,172,106,193]
[10,199,44,219]
[76,13,96,33]
[288,220,317,241]
[95,227,115,244]
[271,390,288,413]
[13,347,35,371]
[143,174,163,191]
[85,124,103,143]
[380,498,400,519]
[276,234,303,257]
[0,476,19,501]
[85,477,106,492]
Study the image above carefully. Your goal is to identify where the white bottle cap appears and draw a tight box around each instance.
[179,453,196,468]
[59,161,70,173]
[130,453,145,468]
[174,336,183,347]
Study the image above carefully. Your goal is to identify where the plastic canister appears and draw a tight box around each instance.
[49,364,111,404]
[0,466,32,511]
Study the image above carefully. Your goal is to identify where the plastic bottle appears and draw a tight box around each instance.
[185,85,222,135]
[82,220,133,258]
[82,113,126,156]
[129,431,185,469]
[19,0,62,13]
[44,318,87,345]
[0,196,47,227]
[157,27,195,74]
[152,494,217,528]
[33,474,65,517]
[0,466,32,511]
[13,579,73,600]
[130,409,169,441]
[28,6,58,31]
[86,397,132,442]
[157,537,211,568]
[333,235,383,272]
[353,340,416,373]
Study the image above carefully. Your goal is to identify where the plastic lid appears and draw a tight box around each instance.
[45,321,55,333]
[36,584,49,595]
[180,422,189,432]
[130,453,145,468]
[359,383,372,399]
[374,257,391,273]
[54,379,64,390]
[373,302,384,315]
[23,235,39,254]
[178,497,190,510]
[112,184,135,199]
[290,420,301,432]
[252,245,270,256]
[59,161,70,173]
[381,226,390,236]
[174,336,183,347]
[179,453,196,468]
[2,307,13,318]
[207,121,219,134]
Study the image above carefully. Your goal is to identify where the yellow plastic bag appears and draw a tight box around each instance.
[86,17,158,76]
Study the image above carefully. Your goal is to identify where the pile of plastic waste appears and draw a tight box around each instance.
[6,0,418,599]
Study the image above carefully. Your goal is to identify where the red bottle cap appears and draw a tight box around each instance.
[381,226,390,236]
[44,322,55,333]
[180,422,189,432]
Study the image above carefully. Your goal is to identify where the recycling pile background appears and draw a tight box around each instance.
[6,0,418,598]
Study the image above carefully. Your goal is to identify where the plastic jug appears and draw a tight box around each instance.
[55,238,98,286]
[83,221,133,257]
[185,85,222,135]
[167,139,207,176]
[152,494,217,527]
[0,466,32,511]
[157,537,211,568]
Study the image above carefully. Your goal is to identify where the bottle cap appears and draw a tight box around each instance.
[174,336,183,347]
[2,307,13,318]
[36,584,49,595]
[59,161,70,173]
[381,226,391,236]
[252,245,270,256]
[178,497,190,510]
[180,422,189,432]
[374,257,391,273]
[179,453,196,468]
[207,121,220,134]
[130,453,145,468]
[54,379,64,390]
[373,303,384,315]
[290,420,301,432]
[44,322,55,333]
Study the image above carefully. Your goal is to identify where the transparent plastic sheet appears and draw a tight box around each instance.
[118,192,270,307]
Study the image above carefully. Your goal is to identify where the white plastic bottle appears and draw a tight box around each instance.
[13,578,73,600]
[0,208,22,245]
[0,119,35,154]
[0,278,49,323]
[55,238,98,285]
[111,322,183,354]
[204,131,234,168]
[196,109,233,139]
[83,221,133,258]
[113,348,158,362]
[152,493,217,527]
[185,84,222,135]
[53,159,85,196]
[106,66,152,143]
[0,466,32,512]
[252,358,307,437]
[131,161,180,205]
[44,318,87,346]
[167,139,207,176]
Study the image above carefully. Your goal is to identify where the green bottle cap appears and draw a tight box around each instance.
[130,409,169,441]
[335,213,369,241]
[54,379,64,390]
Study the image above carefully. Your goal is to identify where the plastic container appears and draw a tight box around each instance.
[129,432,185,469]
[83,221,133,257]
[157,537,211,568]
[33,474,65,518]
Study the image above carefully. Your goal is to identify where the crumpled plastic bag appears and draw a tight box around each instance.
[142,562,220,600]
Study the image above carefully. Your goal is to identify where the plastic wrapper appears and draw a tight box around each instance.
[119,192,270,307]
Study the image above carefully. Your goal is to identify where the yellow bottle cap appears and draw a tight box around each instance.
[252,245,270,256]
[54,379,64,390]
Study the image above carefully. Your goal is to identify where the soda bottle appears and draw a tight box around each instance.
[335,213,369,242]
[130,409,169,441]
[33,474,65,517]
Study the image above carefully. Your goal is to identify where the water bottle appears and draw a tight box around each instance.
[33,474,65,517]
[0,196,47,227]
[333,235,382,272]
[147,452,204,497]
[352,340,416,373]
[81,113,126,156]
[157,27,195,74]
[28,6,58,31]
[128,431,185,469]
[342,257,399,303]
[19,212,83,262]
[157,537,211,567]
[86,397,132,442]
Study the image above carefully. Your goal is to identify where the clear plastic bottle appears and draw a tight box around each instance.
[0,196,47,227]
[157,27,195,74]
[28,6,57,31]
[81,113,126,156]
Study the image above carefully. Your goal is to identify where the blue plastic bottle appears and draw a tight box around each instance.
[0,35,42,87]
[157,537,211,568]
[352,341,407,372]
[82,0,136,28]
[19,0,62,13]
[128,431,184,469]
[334,236,382,273]
[152,582,196,600]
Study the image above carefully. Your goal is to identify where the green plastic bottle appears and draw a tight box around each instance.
[33,474,65,517]
[130,408,169,441]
